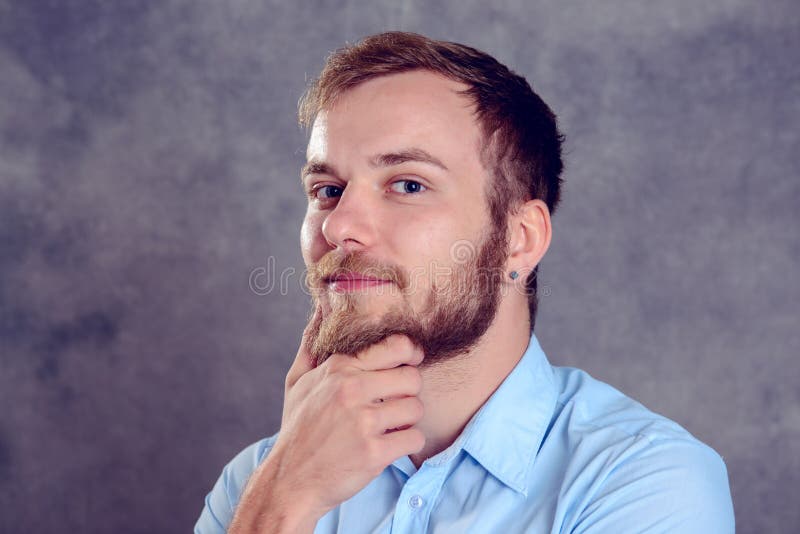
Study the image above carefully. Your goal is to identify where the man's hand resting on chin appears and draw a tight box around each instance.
[228,327,425,534]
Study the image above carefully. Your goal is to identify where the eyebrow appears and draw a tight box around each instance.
[301,147,448,184]
[301,161,337,182]
[369,148,449,171]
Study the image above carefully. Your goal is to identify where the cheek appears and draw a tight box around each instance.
[300,212,325,264]
[398,219,462,281]
[412,218,459,258]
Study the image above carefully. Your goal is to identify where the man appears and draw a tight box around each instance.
[196,32,734,533]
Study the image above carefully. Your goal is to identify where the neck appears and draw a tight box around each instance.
[409,294,531,468]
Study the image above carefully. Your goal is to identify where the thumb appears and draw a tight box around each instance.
[286,306,322,388]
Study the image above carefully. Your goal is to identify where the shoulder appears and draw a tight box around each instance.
[546,367,734,533]
[195,433,279,533]
[552,365,694,442]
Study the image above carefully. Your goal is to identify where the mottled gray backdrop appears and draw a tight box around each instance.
[1,0,797,532]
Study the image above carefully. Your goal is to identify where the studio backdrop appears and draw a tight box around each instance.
[0,1,797,532]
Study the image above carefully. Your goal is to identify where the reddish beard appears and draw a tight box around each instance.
[304,223,508,368]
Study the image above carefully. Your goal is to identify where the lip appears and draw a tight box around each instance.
[326,271,393,293]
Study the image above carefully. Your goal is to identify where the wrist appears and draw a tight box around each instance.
[229,450,324,534]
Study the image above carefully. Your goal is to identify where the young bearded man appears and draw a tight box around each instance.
[196,32,734,533]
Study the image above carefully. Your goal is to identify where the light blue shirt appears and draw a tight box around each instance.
[196,334,734,533]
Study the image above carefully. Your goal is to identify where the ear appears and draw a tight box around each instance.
[506,199,552,280]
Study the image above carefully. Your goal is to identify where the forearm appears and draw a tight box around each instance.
[228,457,321,534]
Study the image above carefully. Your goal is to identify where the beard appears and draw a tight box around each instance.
[304,222,508,368]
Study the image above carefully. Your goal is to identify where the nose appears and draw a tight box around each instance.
[321,183,377,253]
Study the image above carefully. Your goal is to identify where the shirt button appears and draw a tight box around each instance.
[409,495,424,509]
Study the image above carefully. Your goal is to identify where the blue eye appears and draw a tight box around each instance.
[390,180,427,194]
[314,185,343,199]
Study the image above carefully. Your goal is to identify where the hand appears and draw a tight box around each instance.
[276,328,426,514]
[229,317,425,533]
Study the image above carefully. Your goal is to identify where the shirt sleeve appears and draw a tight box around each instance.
[194,435,279,534]
[570,438,735,534]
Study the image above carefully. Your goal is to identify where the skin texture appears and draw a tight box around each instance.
[229,70,552,533]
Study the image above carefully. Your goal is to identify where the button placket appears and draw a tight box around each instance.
[391,460,453,533]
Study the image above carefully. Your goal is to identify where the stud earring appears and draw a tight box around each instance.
[509,271,519,280]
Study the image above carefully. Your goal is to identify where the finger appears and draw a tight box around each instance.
[286,306,323,388]
[380,426,426,461]
[375,397,424,432]
[354,335,424,372]
[362,365,423,402]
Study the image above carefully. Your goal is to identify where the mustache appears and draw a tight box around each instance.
[306,251,409,291]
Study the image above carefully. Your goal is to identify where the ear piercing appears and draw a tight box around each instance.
[509,271,519,280]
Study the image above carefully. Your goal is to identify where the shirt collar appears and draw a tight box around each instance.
[455,333,558,496]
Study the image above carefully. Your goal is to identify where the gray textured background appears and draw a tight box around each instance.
[1,0,798,532]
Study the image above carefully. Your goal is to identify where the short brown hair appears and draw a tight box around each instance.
[299,31,564,331]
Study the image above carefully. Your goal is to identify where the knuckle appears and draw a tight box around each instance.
[385,334,409,354]
[288,371,311,393]
[409,398,424,420]
[333,375,361,406]
[321,363,338,381]
[402,366,422,391]
[325,354,348,372]
[400,398,422,423]
[357,408,378,435]
[396,335,415,355]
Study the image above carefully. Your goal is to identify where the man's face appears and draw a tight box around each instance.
[300,70,508,367]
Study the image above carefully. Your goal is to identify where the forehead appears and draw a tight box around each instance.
[306,70,484,171]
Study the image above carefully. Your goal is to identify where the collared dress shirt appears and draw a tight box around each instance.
[196,334,734,533]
